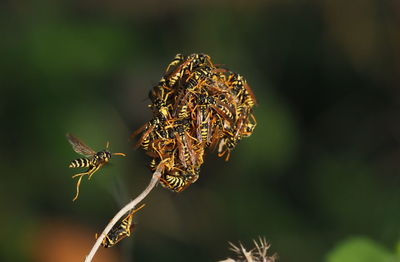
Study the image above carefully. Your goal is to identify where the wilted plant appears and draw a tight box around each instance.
[219,237,278,262]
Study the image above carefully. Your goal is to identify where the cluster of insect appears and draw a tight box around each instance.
[66,53,256,248]
[132,53,257,193]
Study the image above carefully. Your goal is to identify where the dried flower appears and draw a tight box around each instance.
[219,237,278,262]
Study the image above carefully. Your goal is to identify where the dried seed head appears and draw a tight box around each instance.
[220,237,278,262]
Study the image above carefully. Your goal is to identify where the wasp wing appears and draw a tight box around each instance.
[66,133,97,157]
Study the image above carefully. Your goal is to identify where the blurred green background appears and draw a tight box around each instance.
[1,0,400,261]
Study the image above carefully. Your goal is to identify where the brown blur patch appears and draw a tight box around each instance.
[30,218,119,262]
[322,0,381,69]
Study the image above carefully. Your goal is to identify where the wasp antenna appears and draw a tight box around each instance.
[112,152,127,157]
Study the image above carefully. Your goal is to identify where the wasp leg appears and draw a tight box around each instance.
[72,169,91,179]
[217,148,231,162]
[71,165,97,201]
[225,151,231,161]
[72,175,84,201]
[151,142,165,161]
[87,164,102,180]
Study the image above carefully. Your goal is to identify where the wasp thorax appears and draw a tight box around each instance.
[96,151,111,161]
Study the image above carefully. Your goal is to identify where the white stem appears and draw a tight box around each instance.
[84,167,162,262]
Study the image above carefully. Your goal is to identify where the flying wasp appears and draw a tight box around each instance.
[66,133,126,201]
[100,204,146,248]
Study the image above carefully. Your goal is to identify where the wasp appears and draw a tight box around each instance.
[149,151,179,171]
[131,117,162,150]
[172,121,199,168]
[208,116,224,152]
[165,53,213,87]
[241,113,257,138]
[173,124,191,168]
[132,99,175,150]
[213,99,235,123]
[182,53,213,74]
[173,88,196,119]
[243,121,256,138]
[171,59,213,117]
[233,109,256,140]
[228,73,257,107]
[189,53,214,71]
[100,204,146,248]
[204,95,235,135]
[148,155,195,193]
[184,65,213,91]
[66,133,126,201]
[240,76,257,107]
[161,174,190,192]
[177,104,189,119]
[164,57,189,87]
[164,53,185,74]
[148,85,174,115]
[174,66,212,107]
[160,168,200,193]
[196,93,212,144]
[217,136,237,161]
[149,158,158,170]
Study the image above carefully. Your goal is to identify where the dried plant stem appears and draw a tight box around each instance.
[84,166,163,262]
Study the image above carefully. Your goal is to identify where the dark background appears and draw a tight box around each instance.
[1,1,400,261]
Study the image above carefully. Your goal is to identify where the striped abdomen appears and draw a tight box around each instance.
[164,53,184,74]
[178,105,189,119]
[162,174,186,192]
[149,158,157,170]
[199,106,209,142]
[69,158,91,168]
[102,223,128,248]
[141,136,150,151]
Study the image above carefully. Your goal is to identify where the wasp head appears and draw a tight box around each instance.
[97,150,112,162]
[198,94,207,104]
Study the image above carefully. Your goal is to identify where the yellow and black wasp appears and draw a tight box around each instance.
[100,204,146,248]
[160,168,200,193]
[161,173,189,192]
[165,53,213,88]
[172,120,198,168]
[195,93,212,144]
[164,53,184,75]
[66,133,126,201]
